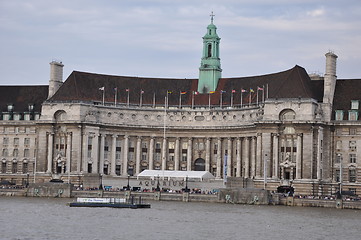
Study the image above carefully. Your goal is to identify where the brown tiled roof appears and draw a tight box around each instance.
[49,65,323,106]
[332,79,361,120]
[0,85,48,112]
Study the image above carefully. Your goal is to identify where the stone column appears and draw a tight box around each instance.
[148,137,154,170]
[244,138,250,178]
[272,134,279,179]
[227,138,232,177]
[174,137,180,171]
[99,134,105,175]
[317,127,323,180]
[122,135,129,176]
[162,137,167,171]
[82,133,88,172]
[187,138,192,171]
[236,138,241,177]
[205,138,211,172]
[250,137,256,178]
[66,132,72,173]
[296,134,302,179]
[136,136,142,175]
[216,138,222,178]
[91,134,99,173]
[46,133,53,173]
[256,134,262,178]
[110,135,117,176]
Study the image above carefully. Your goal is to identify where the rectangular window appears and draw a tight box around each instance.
[182,142,188,149]
[116,151,121,160]
[335,170,340,182]
[115,165,121,176]
[13,149,19,157]
[155,153,161,161]
[24,138,30,145]
[141,142,147,149]
[12,162,17,173]
[23,162,28,173]
[2,149,8,157]
[349,141,357,151]
[24,149,30,158]
[168,141,175,149]
[336,141,342,150]
[155,142,161,149]
[3,137,9,145]
[142,152,147,161]
[349,111,358,121]
[14,138,19,146]
[335,110,343,121]
[128,152,134,161]
[349,153,357,163]
[349,169,356,182]
[1,162,6,173]
[182,153,187,162]
[351,100,359,110]
[335,153,342,163]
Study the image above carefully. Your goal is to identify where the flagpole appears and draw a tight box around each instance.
[153,92,156,108]
[192,92,195,109]
[231,91,234,108]
[220,91,223,108]
[102,88,105,106]
[262,85,265,102]
[257,88,259,105]
[127,89,130,107]
[208,93,211,109]
[241,91,243,108]
[114,88,117,106]
[249,90,251,107]
[179,91,182,108]
[140,90,143,107]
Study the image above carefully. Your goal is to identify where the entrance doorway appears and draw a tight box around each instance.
[194,158,205,171]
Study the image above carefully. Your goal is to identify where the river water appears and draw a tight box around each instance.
[0,197,360,240]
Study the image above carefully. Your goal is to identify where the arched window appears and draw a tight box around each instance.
[54,110,67,121]
[280,109,296,121]
[207,44,212,57]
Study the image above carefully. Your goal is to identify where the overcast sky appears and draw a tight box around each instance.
[1,0,360,85]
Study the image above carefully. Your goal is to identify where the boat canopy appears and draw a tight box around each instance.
[137,170,215,181]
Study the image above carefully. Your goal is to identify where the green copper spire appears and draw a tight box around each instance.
[198,12,222,93]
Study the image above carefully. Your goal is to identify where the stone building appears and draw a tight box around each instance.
[0,18,360,195]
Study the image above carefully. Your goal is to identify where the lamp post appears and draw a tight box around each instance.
[155,175,160,192]
[126,175,131,191]
[99,174,103,190]
[184,176,190,193]
[26,173,29,188]
[339,154,343,197]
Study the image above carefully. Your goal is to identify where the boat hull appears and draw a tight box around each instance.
[69,202,151,208]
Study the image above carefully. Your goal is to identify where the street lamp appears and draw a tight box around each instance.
[126,175,131,191]
[155,175,160,192]
[26,173,29,188]
[184,176,190,193]
[99,174,103,190]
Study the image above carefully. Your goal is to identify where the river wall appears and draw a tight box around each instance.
[1,186,361,210]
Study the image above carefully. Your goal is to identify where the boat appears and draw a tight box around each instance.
[69,197,151,209]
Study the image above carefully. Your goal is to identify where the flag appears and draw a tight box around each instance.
[209,91,215,94]
[125,88,129,92]
[167,91,172,94]
[232,90,236,93]
[99,87,104,91]
[180,91,187,95]
[258,87,264,91]
[250,88,254,93]
[220,90,226,93]
[114,87,117,92]
[194,91,199,95]
[241,89,247,93]
[141,90,144,94]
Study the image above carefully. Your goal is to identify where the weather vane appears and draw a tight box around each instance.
[210,11,215,24]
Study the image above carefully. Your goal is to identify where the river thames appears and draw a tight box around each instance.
[0,197,360,240]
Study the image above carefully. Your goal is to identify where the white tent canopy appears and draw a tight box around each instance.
[137,170,215,181]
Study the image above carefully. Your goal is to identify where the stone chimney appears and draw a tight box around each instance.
[48,61,64,99]
[323,52,338,104]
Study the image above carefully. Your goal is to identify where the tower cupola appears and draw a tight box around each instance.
[198,12,222,93]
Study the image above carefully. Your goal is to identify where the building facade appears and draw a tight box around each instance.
[1,19,360,195]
